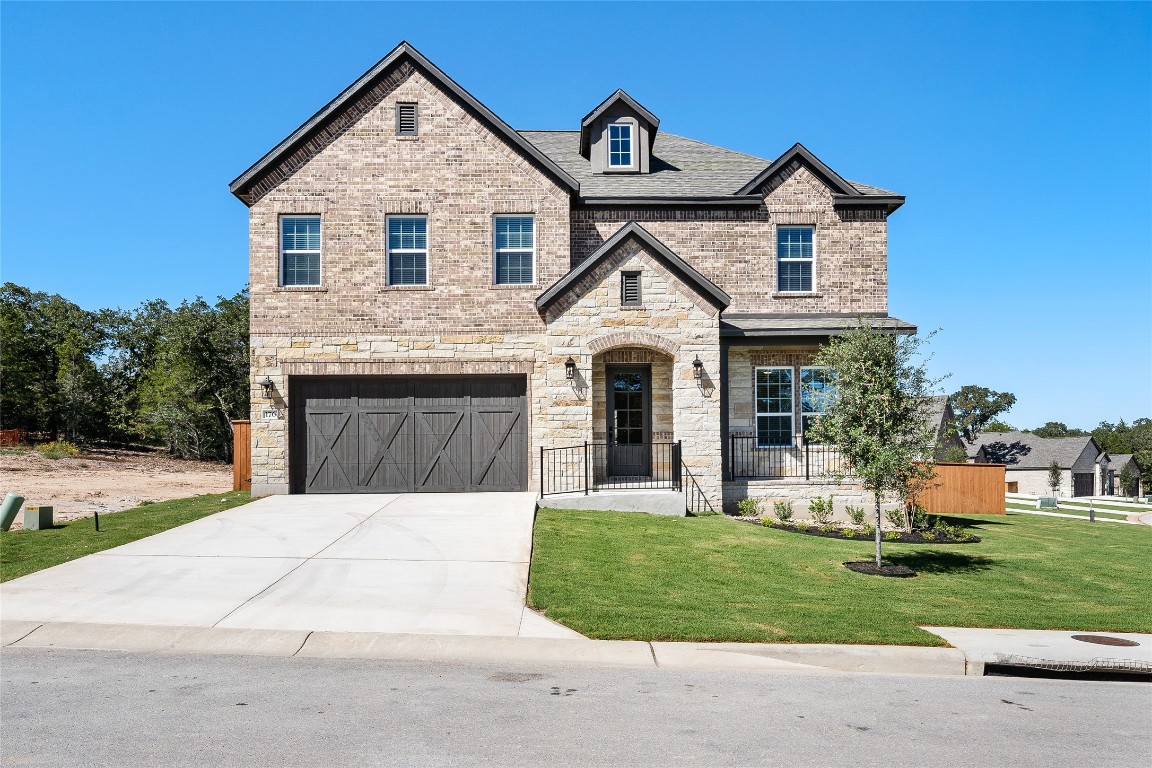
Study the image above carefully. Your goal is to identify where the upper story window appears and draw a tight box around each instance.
[777,226,814,292]
[607,123,633,168]
[494,215,534,285]
[280,216,321,286]
[755,367,794,447]
[387,216,428,285]
[396,103,418,136]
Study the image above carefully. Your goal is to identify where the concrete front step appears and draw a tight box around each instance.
[538,490,686,516]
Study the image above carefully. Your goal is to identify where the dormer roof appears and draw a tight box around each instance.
[579,89,660,159]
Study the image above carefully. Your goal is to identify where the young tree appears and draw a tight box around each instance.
[1119,464,1139,498]
[950,385,1016,444]
[1048,460,1063,496]
[809,324,942,568]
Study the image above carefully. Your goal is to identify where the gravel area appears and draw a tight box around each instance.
[0,448,232,530]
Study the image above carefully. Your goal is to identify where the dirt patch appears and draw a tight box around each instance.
[0,448,232,530]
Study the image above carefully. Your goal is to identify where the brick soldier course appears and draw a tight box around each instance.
[232,42,915,511]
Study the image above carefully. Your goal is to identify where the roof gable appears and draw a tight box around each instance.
[536,221,730,312]
[736,143,905,213]
[230,41,579,204]
[579,90,660,159]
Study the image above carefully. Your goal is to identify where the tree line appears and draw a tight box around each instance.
[949,384,1151,489]
[0,282,248,462]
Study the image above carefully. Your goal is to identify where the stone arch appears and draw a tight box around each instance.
[588,331,679,357]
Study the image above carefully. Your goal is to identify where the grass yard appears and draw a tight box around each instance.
[0,491,251,582]
[1005,501,1129,520]
[528,509,1152,646]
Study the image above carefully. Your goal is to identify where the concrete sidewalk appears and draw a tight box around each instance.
[922,626,1152,673]
[0,493,570,638]
[0,620,966,676]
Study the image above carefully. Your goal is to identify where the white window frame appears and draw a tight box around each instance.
[493,214,535,285]
[776,225,815,293]
[386,215,429,286]
[799,366,835,439]
[279,215,321,287]
[607,122,634,169]
[755,366,795,448]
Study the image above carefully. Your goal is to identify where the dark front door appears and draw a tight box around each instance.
[606,365,651,477]
[292,376,527,493]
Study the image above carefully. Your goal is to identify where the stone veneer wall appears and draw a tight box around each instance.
[571,165,889,316]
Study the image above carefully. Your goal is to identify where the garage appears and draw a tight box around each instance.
[1072,472,1094,497]
[290,376,527,493]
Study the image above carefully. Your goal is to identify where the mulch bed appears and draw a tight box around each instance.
[738,518,980,544]
[843,561,917,577]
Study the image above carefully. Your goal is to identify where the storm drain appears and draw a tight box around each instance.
[985,655,1151,682]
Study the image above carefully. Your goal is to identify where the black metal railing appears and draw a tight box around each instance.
[540,441,682,497]
[728,434,850,480]
[681,461,716,516]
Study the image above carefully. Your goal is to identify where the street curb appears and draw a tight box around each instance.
[1,620,969,676]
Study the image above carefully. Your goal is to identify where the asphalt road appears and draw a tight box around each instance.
[2,648,1147,767]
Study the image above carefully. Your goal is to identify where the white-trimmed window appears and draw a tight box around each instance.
[756,367,794,447]
[387,216,428,285]
[777,226,814,292]
[280,216,321,286]
[494,215,534,285]
[608,123,633,168]
[800,367,836,439]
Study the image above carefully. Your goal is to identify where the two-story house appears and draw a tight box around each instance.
[231,42,914,514]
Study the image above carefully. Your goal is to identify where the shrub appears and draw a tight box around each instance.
[760,518,775,528]
[920,530,937,542]
[884,530,901,541]
[808,495,834,525]
[842,528,858,538]
[884,508,907,530]
[910,505,928,530]
[736,498,761,517]
[793,520,810,531]
[845,506,867,526]
[861,524,876,536]
[35,440,80,460]
[772,500,794,522]
[819,523,838,534]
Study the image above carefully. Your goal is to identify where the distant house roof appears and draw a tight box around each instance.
[1107,453,1140,471]
[973,432,1102,471]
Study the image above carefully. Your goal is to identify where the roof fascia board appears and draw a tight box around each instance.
[536,221,730,311]
[230,41,579,201]
[578,196,763,208]
[736,143,859,197]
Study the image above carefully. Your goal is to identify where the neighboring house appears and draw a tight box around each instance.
[925,395,965,461]
[231,42,913,512]
[970,432,1108,497]
[1104,454,1143,497]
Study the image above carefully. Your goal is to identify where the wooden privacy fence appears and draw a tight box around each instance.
[913,462,1006,515]
[232,420,251,492]
[0,429,21,447]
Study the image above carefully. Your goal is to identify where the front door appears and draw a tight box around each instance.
[606,365,651,477]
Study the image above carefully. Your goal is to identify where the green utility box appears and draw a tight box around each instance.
[23,506,54,530]
[1037,497,1058,509]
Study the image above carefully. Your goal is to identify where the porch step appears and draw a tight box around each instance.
[538,490,686,517]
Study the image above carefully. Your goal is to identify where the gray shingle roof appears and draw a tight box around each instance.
[520,131,767,198]
[973,432,1099,470]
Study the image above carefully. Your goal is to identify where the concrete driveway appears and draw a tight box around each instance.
[0,493,578,638]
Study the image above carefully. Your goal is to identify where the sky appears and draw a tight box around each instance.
[2,1,1149,430]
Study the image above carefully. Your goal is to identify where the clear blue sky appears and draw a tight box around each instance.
[3,1,1149,430]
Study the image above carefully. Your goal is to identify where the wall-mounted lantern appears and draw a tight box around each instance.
[564,357,577,380]
[692,356,704,380]
[260,377,275,399]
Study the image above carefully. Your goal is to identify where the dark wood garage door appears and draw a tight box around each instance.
[1072,472,1094,497]
[290,376,527,494]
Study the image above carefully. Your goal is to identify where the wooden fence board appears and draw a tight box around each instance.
[914,462,1006,515]
[232,420,251,492]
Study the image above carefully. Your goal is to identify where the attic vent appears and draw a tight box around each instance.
[621,272,641,306]
[397,103,418,136]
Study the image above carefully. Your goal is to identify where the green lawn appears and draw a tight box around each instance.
[0,492,252,582]
[528,509,1152,646]
[1005,501,1128,520]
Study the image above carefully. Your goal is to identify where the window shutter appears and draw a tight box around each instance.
[621,272,641,305]
[397,103,418,136]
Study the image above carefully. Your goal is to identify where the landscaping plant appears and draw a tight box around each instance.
[1048,460,1062,496]
[736,497,761,517]
[807,495,834,525]
[808,323,941,568]
[772,500,794,522]
[845,505,867,526]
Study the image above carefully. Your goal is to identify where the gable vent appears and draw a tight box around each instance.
[621,272,641,306]
[397,103,418,136]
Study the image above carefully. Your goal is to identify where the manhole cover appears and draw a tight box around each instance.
[1070,634,1140,647]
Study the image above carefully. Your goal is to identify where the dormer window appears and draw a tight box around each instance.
[608,123,633,168]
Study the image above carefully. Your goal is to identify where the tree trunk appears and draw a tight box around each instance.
[874,493,883,567]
